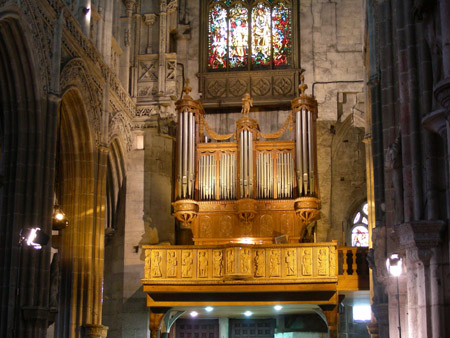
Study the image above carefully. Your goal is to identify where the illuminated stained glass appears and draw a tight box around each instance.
[352,225,369,247]
[272,2,291,66]
[252,3,271,66]
[229,4,249,68]
[208,4,228,70]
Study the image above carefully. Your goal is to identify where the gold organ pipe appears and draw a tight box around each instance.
[239,131,243,198]
[177,112,183,198]
[249,132,253,197]
[182,111,188,198]
[296,110,303,196]
[302,108,309,195]
[308,110,315,196]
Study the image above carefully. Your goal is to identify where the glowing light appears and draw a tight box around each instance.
[244,311,252,317]
[190,311,198,318]
[386,253,403,277]
[274,305,283,311]
[205,306,214,312]
[353,305,371,321]
[55,212,64,221]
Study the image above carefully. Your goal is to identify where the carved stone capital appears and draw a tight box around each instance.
[143,13,157,26]
[434,76,450,111]
[422,108,449,137]
[82,324,108,338]
[397,220,446,265]
[125,0,136,17]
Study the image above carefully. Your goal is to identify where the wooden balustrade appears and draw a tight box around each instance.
[337,247,369,291]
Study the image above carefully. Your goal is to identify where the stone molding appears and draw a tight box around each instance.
[422,108,448,136]
[434,76,450,111]
[397,220,446,265]
[82,324,109,338]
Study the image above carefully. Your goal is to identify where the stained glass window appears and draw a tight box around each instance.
[350,201,369,247]
[229,4,249,68]
[252,3,271,66]
[207,0,292,70]
[208,4,228,70]
[272,2,291,66]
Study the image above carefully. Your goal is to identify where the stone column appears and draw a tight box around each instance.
[83,324,108,338]
[371,303,389,338]
[398,221,446,338]
[143,14,157,54]
[219,318,229,338]
[158,2,168,96]
[120,0,136,92]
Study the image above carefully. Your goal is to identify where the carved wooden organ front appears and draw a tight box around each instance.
[173,81,321,245]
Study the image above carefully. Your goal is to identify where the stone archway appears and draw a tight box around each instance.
[0,12,56,338]
[55,88,108,338]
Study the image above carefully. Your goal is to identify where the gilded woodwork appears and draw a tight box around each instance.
[142,243,338,284]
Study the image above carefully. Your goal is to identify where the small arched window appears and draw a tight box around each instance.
[207,0,292,71]
[351,202,369,247]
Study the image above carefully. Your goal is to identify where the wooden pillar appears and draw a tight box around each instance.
[323,305,338,338]
[150,311,165,338]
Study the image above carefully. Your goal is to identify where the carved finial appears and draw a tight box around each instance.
[299,74,308,95]
[183,78,192,96]
[241,93,253,115]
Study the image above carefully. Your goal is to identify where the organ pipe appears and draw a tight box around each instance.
[292,78,318,198]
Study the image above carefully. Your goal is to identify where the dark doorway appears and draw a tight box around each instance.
[229,319,276,338]
[175,319,219,338]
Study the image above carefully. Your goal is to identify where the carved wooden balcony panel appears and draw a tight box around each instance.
[142,243,337,285]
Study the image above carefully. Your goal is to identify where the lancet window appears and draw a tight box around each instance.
[207,0,292,71]
[351,202,369,247]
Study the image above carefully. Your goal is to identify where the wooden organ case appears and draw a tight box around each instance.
[172,79,321,245]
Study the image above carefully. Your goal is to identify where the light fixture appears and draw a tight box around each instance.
[274,305,283,311]
[52,205,69,230]
[19,228,49,249]
[386,253,402,338]
[386,253,402,277]
[244,311,252,317]
[190,311,198,318]
[205,306,214,312]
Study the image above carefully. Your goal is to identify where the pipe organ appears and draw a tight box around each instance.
[173,77,321,244]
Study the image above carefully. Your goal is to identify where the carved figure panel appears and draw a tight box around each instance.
[226,248,235,274]
[253,250,265,277]
[213,250,223,277]
[269,249,281,277]
[318,248,329,276]
[198,250,208,278]
[329,246,336,276]
[285,249,297,276]
[145,250,151,279]
[240,248,251,274]
[151,251,163,278]
[167,250,178,277]
[301,248,313,276]
[182,250,194,278]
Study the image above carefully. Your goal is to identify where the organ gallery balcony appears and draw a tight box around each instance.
[142,242,339,307]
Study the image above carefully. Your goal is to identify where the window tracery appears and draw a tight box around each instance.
[207,0,292,71]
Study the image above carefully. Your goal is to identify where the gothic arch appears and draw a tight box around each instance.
[60,58,103,145]
[56,88,105,337]
[109,111,133,152]
[0,14,53,337]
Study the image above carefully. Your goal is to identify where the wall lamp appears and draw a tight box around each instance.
[19,228,49,250]
[52,205,69,230]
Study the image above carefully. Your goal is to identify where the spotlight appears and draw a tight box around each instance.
[52,205,69,230]
[19,228,49,249]
[274,305,283,311]
[205,306,214,312]
[244,311,252,317]
[190,311,198,318]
